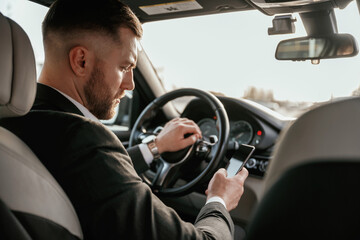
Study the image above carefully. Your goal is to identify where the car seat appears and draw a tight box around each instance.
[245,96,360,239]
[0,12,83,240]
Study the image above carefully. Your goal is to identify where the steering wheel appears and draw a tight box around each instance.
[129,88,230,197]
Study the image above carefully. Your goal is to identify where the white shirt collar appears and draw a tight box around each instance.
[50,86,100,123]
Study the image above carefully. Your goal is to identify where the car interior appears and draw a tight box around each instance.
[1,0,360,239]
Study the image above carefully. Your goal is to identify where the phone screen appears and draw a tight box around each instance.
[227,144,255,177]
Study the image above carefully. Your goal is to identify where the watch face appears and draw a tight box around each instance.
[142,135,156,144]
[143,135,160,159]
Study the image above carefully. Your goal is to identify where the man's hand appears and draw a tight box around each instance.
[205,168,249,211]
[156,118,202,154]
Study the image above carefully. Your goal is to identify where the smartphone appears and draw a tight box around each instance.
[227,144,255,177]
[236,144,255,173]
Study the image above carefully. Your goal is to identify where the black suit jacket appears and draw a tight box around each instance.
[33,83,150,174]
[0,83,234,239]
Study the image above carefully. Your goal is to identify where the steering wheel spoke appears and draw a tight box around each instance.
[137,126,164,143]
[152,160,182,190]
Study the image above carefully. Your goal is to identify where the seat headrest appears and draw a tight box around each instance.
[263,97,360,195]
[0,12,36,118]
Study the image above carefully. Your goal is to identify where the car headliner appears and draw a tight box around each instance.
[29,0,254,23]
[29,0,353,23]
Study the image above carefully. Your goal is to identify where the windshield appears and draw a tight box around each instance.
[2,0,360,118]
[140,2,360,117]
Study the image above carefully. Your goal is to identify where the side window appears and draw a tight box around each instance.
[0,0,47,78]
[2,0,134,134]
[115,91,132,127]
[101,91,133,131]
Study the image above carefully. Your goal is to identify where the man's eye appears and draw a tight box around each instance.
[120,66,132,73]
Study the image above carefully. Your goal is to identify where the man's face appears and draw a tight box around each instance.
[83,63,119,119]
[83,27,138,120]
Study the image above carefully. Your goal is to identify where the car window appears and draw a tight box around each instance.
[140,2,360,117]
[0,0,47,76]
[2,0,360,119]
[0,0,127,126]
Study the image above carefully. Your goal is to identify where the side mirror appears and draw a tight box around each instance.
[275,34,359,61]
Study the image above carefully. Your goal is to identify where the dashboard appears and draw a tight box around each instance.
[181,96,291,177]
[197,118,261,146]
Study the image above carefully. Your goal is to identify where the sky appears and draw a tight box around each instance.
[1,0,360,103]
[140,2,360,102]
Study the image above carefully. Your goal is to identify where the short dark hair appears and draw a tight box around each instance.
[42,0,143,42]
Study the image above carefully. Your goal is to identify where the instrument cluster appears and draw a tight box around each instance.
[197,117,269,177]
[197,118,263,147]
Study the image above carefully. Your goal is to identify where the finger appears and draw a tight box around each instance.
[169,117,180,124]
[185,122,202,137]
[180,118,196,125]
[176,118,201,132]
[236,167,249,180]
[182,119,201,131]
[178,117,188,122]
[178,134,199,148]
[181,125,202,137]
[172,118,201,134]
[216,168,228,178]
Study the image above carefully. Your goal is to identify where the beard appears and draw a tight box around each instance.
[83,65,123,120]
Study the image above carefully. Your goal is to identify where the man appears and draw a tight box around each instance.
[2,0,249,239]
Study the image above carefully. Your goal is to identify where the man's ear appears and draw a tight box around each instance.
[68,46,92,77]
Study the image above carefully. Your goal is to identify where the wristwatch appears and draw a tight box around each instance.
[142,135,160,159]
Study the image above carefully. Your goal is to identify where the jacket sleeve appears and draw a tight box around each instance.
[126,145,150,174]
[59,119,235,240]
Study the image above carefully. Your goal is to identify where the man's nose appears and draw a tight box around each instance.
[122,70,135,91]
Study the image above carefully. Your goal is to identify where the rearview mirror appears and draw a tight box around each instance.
[275,34,358,61]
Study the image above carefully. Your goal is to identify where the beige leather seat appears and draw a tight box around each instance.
[245,97,360,239]
[0,12,83,239]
